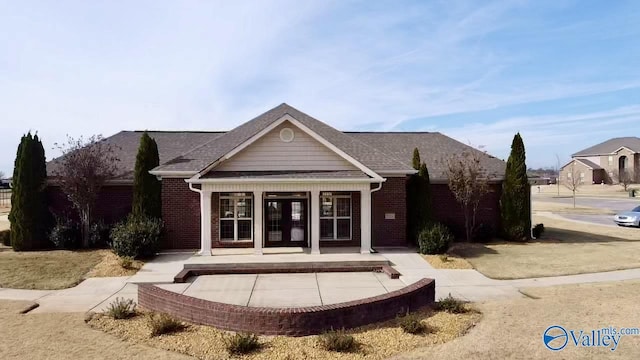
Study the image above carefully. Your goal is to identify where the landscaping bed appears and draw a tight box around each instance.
[421,254,473,270]
[87,305,481,360]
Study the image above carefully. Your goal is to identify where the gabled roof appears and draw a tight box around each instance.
[46,104,508,182]
[346,132,506,180]
[152,104,414,175]
[47,131,224,180]
[572,137,640,156]
[560,158,603,170]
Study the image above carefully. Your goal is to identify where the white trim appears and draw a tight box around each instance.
[149,170,197,178]
[219,193,253,242]
[187,177,382,184]
[319,193,352,241]
[613,146,637,154]
[197,114,385,181]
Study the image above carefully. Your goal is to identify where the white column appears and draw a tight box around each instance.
[253,190,263,255]
[310,189,320,254]
[198,190,212,256]
[360,188,372,254]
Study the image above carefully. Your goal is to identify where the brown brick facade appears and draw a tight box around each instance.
[138,278,435,336]
[47,185,133,225]
[431,183,502,238]
[372,177,408,247]
[161,178,200,249]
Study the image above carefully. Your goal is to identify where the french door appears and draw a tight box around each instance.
[264,199,307,247]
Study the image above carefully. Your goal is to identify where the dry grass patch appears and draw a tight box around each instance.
[396,280,640,360]
[534,183,637,198]
[88,307,481,360]
[532,201,615,215]
[452,214,640,279]
[86,251,143,278]
[0,249,104,289]
[422,254,473,269]
[0,300,189,360]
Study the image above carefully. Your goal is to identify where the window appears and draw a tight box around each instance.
[580,172,585,179]
[320,193,351,240]
[567,172,572,178]
[609,156,613,166]
[220,193,253,241]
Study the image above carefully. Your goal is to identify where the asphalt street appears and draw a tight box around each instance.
[534,196,640,228]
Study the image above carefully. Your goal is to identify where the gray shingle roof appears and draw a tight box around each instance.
[47,131,224,180]
[561,158,603,170]
[46,104,507,182]
[346,132,506,180]
[152,103,414,174]
[573,137,640,156]
[202,170,369,179]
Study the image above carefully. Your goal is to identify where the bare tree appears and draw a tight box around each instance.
[613,169,634,191]
[53,135,120,247]
[563,162,583,208]
[443,151,492,242]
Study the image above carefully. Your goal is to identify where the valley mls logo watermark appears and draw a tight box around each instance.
[543,325,640,352]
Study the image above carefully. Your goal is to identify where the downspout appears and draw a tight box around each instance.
[188,181,202,195]
[367,180,384,253]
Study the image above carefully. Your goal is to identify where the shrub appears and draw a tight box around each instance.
[224,333,261,355]
[90,220,112,248]
[436,294,467,314]
[473,223,493,243]
[0,230,10,246]
[418,223,453,254]
[105,297,136,319]
[504,224,528,242]
[398,312,429,334]
[148,313,185,336]
[49,217,81,249]
[532,223,545,238]
[110,216,163,259]
[119,256,134,269]
[318,329,360,353]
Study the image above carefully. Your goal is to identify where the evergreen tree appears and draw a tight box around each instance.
[132,132,161,219]
[500,133,531,241]
[9,133,48,250]
[406,149,433,244]
[418,162,432,224]
[412,148,421,170]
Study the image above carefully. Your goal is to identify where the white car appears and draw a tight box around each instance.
[613,206,640,227]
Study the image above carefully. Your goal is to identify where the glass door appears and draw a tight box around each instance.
[264,199,308,246]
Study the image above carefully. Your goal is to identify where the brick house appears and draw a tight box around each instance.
[47,104,506,254]
[561,137,640,185]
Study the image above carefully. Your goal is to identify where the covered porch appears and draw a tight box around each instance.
[187,177,379,255]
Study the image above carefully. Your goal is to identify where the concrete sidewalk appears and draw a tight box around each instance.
[2,252,640,313]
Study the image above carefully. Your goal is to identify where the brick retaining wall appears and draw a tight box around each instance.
[138,278,435,336]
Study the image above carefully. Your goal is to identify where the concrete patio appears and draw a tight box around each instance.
[4,249,640,313]
[157,272,406,307]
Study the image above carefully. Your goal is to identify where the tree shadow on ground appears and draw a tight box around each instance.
[449,226,640,259]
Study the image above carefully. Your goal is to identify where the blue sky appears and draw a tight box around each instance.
[1,0,639,175]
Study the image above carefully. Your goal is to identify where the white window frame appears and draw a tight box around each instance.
[219,193,253,242]
[320,193,352,240]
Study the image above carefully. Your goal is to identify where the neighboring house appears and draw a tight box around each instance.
[47,104,506,254]
[561,137,640,185]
